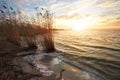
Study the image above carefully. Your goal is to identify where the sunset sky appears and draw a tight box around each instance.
[1,0,120,30]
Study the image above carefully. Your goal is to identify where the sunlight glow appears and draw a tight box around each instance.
[55,17,98,30]
[70,17,97,30]
[71,21,89,30]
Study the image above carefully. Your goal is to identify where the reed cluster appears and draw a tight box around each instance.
[0,1,55,52]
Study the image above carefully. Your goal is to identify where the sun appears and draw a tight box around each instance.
[72,26,81,30]
[70,17,95,31]
[71,23,88,30]
[55,17,97,30]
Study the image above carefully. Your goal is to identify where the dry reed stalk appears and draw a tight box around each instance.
[0,1,55,52]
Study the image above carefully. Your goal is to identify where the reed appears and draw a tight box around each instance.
[35,8,55,52]
[0,1,55,52]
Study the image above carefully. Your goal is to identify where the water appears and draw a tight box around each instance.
[54,30,120,80]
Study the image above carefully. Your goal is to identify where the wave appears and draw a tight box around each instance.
[78,56,120,66]
[56,42,120,59]
[77,56,120,80]
[80,45,120,51]
[55,30,120,80]
[58,56,108,80]
[56,42,87,52]
[56,50,120,80]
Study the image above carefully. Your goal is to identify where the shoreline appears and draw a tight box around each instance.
[0,40,108,80]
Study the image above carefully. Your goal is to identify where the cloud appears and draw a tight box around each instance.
[46,0,56,4]
[52,0,120,28]
[3,0,119,29]
[57,13,82,19]
[95,0,120,8]
[49,2,68,11]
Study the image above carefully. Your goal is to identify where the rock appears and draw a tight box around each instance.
[1,51,66,80]
[12,54,58,78]
[12,56,41,76]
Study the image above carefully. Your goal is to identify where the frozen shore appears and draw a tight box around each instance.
[0,40,107,80]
